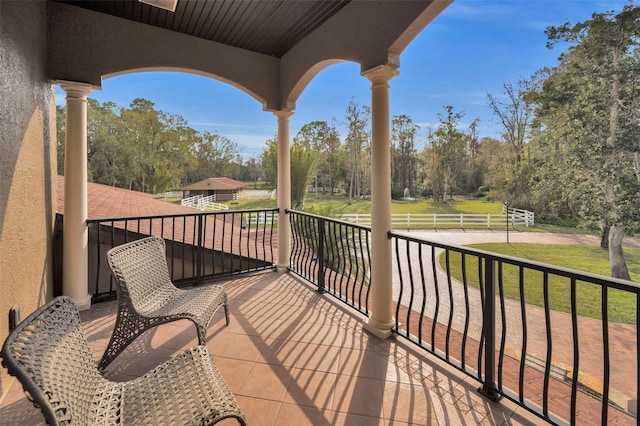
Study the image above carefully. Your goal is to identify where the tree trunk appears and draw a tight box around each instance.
[608,224,631,281]
[315,174,319,199]
[600,225,610,250]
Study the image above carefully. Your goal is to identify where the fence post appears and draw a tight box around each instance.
[487,213,491,229]
[478,257,501,401]
[317,217,325,294]
[460,213,464,229]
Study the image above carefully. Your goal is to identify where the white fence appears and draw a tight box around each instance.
[502,207,535,227]
[181,195,229,212]
[342,209,534,230]
[241,190,275,199]
[244,211,278,226]
[156,191,184,200]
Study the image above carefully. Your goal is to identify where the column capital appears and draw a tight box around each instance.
[361,65,399,84]
[273,110,294,119]
[57,80,94,99]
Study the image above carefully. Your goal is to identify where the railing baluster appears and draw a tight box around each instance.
[196,214,204,285]
[418,243,427,346]
[289,212,298,271]
[478,257,501,401]
[405,238,415,338]
[300,214,310,280]
[430,245,440,349]
[338,223,348,299]
[518,266,527,402]
[328,221,339,292]
[357,228,367,310]
[230,212,236,275]
[498,262,507,394]
[570,277,579,424]
[445,250,454,362]
[601,283,610,424]
[637,292,640,423]
[542,272,552,417]
[350,225,359,307]
[477,256,485,380]
[364,227,371,315]
[317,217,325,293]
[394,237,404,334]
[461,253,470,370]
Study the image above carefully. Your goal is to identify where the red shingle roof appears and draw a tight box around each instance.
[56,176,277,262]
[57,175,196,218]
[181,177,246,191]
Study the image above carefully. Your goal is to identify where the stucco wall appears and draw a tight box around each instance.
[0,0,56,397]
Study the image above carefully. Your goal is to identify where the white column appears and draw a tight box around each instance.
[275,110,293,272]
[362,65,398,338]
[59,81,93,311]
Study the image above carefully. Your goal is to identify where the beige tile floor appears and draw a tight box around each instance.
[0,271,541,425]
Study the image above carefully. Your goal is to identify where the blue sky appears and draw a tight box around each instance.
[56,0,629,160]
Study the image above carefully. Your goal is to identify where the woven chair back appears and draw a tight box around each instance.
[1,296,103,425]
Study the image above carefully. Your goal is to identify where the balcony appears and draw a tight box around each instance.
[2,209,637,425]
[2,271,542,425]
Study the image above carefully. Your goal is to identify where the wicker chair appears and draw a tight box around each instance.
[98,236,229,371]
[1,296,247,425]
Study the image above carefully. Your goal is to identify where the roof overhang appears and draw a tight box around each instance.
[47,0,451,111]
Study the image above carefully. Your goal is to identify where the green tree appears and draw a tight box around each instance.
[427,106,467,201]
[391,114,419,198]
[290,141,318,208]
[189,131,242,182]
[487,77,538,165]
[238,156,264,185]
[86,99,127,186]
[119,98,192,194]
[344,100,370,204]
[261,137,278,190]
[324,120,342,197]
[294,121,332,197]
[260,136,317,207]
[536,4,640,279]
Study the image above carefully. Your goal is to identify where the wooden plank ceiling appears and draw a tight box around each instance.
[56,0,351,57]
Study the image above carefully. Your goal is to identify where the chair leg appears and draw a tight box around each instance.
[224,302,230,326]
[98,317,161,371]
[196,323,208,346]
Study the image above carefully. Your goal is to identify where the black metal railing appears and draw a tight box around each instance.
[390,231,639,425]
[86,209,277,301]
[288,210,371,315]
[285,210,638,425]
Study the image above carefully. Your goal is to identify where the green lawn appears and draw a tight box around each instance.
[225,196,584,232]
[442,243,640,323]
[227,196,504,215]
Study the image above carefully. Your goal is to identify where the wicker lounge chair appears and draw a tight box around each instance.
[1,296,247,425]
[98,236,229,371]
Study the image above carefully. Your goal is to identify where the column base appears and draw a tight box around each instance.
[363,315,395,339]
[274,263,289,273]
[72,294,92,311]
